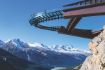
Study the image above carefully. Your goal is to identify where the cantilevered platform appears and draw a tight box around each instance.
[29,0,105,39]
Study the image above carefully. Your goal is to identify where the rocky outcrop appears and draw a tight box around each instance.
[80,26,105,70]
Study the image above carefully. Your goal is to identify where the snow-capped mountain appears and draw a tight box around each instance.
[0,39,90,68]
[0,40,5,47]
[28,42,90,55]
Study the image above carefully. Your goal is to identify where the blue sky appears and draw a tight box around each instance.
[0,0,105,50]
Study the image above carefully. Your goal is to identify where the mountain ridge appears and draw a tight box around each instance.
[0,38,90,68]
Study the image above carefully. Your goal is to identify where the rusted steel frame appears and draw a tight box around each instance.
[91,29,103,36]
[64,5,105,18]
[70,29,94,39]
[66,17,82,32]
[58,28,101,39]
[70,29,102,39]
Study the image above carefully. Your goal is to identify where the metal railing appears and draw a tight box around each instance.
[29,10,64,31]
[30,10,63,25]
[64,0,105,7]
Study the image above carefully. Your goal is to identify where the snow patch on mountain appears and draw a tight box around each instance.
[28,42,43,47]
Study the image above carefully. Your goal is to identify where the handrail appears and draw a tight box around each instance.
[64,0,105,7]
[29,10,64,31]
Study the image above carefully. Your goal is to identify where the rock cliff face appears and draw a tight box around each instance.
[80,26,105,70]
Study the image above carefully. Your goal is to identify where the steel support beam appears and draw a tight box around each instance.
[66,17,82,32]
[64,5,105,18]
[58,28,102,39]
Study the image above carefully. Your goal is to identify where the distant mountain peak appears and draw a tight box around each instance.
[51,45,73,50]
[0,40,5,44]
[9,38,21,43]
[6,38,28,48]
[0,40,5,47]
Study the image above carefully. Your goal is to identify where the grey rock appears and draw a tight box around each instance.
[80,26,105,70]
